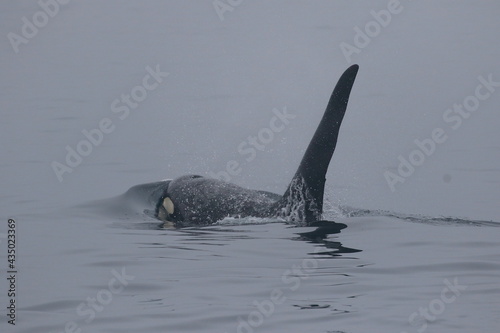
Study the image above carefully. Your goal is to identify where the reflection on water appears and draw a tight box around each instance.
[295,220,363,257]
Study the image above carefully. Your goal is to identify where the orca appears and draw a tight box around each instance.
[125,65,359,227]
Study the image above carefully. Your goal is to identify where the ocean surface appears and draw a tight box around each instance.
[1,1,499,333]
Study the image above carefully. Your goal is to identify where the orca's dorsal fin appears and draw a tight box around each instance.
[275,65,359,222]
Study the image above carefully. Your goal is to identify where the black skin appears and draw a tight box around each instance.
[146,65,360,227]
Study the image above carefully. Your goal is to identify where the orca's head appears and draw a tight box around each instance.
[155,195,184,226]
[154,175,215,227]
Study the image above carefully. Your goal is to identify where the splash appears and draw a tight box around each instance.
[275,176,320,222]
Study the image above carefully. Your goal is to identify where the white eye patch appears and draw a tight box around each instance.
[163,197,175,215]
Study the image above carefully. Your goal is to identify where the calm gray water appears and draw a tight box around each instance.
[1,1,499,332]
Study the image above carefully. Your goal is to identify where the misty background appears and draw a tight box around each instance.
[1,1,499,220]
[0,1,499,332]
